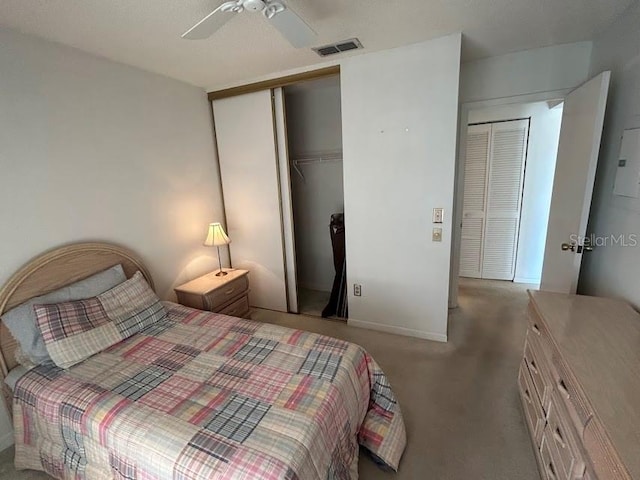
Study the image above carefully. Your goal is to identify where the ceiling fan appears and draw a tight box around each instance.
[182,0,317,48]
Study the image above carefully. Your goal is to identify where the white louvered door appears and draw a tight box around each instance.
[460,124,491,278]
[482,120,529,280]
[459,119,529,280]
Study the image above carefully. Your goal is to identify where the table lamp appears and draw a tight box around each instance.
[204,222,231,276]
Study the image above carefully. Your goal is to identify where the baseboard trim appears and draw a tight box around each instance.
[347,318,447,342]
[0,430,14,451]
[513,277,540,285]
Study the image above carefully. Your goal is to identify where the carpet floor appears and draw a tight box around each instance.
[297,287,331,318]
[0,278,539,479]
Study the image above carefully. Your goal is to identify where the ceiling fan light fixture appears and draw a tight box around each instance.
[243,0,267,12]
[264,1,286,19]
[220,0,244,14]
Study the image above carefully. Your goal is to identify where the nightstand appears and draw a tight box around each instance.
[174,269,250,318]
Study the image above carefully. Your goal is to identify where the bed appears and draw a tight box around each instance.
[0,242,406,479]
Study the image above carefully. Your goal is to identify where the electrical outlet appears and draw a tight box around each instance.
[432,228,443,242]
[354,284,362,296]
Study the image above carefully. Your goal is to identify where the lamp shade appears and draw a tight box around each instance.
[204,223,231,247]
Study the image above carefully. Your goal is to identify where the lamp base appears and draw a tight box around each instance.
[214,245,228,277]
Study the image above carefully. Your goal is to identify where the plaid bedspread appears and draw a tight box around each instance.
[13,302,406,479]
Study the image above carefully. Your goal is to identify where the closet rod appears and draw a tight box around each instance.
[290,151,343,182]
[291,151,342,164]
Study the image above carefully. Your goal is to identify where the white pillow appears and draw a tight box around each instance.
[2,264,127,365]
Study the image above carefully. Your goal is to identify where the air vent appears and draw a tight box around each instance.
[313,38,363,57]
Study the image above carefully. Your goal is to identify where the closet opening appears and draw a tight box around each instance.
[457,100,564,287]
[283,75,347,319]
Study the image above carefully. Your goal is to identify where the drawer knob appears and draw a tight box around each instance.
[532,323,541,335]
[553,427,566,449]
[547,461,557,480]
[558,379,570,397]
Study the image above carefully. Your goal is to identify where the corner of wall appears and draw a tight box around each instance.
[578,1,640,305]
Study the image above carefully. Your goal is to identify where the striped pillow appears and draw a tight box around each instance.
[34,272,166,368]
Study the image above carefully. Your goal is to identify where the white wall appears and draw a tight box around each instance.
[341,34,461,341]
[0,28,223,447]
[285,78,344,292]
[460,42,593,103]
[578,2,640,306]
[467,102,563,283]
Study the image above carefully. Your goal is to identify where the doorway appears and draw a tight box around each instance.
[283,76,347,319]
[451,72,610,309]
[457,101,564,285]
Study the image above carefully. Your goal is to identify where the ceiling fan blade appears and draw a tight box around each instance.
[182,4,237,40]
[266,5,316,48]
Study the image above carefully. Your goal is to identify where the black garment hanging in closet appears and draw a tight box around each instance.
[322,213,348,318]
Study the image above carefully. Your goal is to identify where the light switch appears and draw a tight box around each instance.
[432,228,442,242]
[613,128,640,198]
[433,208,444,224]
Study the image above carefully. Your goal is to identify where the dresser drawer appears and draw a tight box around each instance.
[541,428,563,480]
[218,294,250,318]
[524,334,553,412]
[519,362,546,445]
[550,354,592,435]
[528,304,551,340]
[203,275,249,311]
[547,391,586,479]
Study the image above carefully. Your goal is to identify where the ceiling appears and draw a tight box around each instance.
[0,0,635,90]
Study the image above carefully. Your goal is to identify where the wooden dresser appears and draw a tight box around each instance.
[174,269,250,318]
[519,291,640,480]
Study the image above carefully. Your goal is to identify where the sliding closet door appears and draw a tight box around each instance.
[273,88,298,313]
[481,119,529,280]
[213,90,288,311]
[459,124,490,278]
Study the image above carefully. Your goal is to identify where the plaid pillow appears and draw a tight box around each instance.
[34,272,167,368]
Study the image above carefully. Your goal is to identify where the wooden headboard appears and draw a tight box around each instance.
[0,242,153,379]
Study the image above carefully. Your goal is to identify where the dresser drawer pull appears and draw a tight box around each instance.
[529,359,539,375]
[524,387,532,403]
[532,323,541,335]
[553,427,566,449]
[558,379,569,397]
[224,287,236,295]
[546,461,557,480]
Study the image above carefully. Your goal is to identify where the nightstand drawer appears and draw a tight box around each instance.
[175,269,250,314]
[218,294,250,318]
[203,274,249,311]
